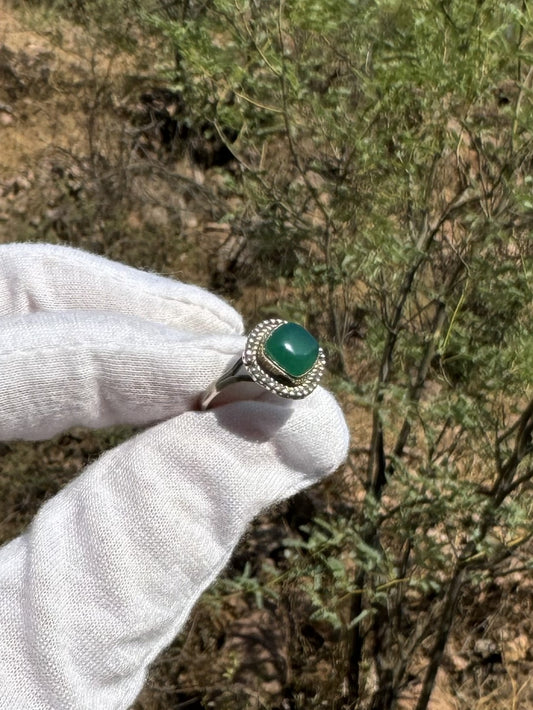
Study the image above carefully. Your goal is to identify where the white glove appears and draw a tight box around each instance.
[0,243,349,709]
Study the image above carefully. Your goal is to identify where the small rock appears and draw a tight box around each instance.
[143,205,169,227]
[182,213,199,230]
[504,633,530,663]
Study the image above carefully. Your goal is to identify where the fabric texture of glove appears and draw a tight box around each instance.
[0,243,349,709]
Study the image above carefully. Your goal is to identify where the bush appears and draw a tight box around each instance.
[147,1,533,707]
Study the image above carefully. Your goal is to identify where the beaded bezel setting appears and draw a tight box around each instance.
[242,319,326,399]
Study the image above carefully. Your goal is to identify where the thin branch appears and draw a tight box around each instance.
[414,568,465,710]
[489,398,533,507]
[392,300,448,462]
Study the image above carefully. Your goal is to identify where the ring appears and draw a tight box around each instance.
[200,319,326,410]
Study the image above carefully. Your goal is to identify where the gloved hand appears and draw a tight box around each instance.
[0,243,349,709]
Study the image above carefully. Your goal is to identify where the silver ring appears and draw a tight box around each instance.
[200,319,326,410]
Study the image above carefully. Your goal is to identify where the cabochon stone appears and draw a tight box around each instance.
[264,322,319,378]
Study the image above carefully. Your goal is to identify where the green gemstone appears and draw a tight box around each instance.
[265,322,319,378]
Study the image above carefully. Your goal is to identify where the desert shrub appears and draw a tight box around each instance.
[144,1,533,707]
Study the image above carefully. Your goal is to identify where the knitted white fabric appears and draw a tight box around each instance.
[0,244,349,709]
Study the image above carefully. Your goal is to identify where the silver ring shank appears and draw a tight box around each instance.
[199,358,253,410]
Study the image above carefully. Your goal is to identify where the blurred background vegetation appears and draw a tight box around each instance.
[1,0,532,707]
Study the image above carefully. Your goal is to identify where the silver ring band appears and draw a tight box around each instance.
[200,319,326,410]
[199,358,252,410]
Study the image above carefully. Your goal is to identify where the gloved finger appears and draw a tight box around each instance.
[0,243,243,335]
[0,309,245,441]
[0,388,349,709]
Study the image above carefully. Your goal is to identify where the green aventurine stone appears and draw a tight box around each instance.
[265,322,319,378]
